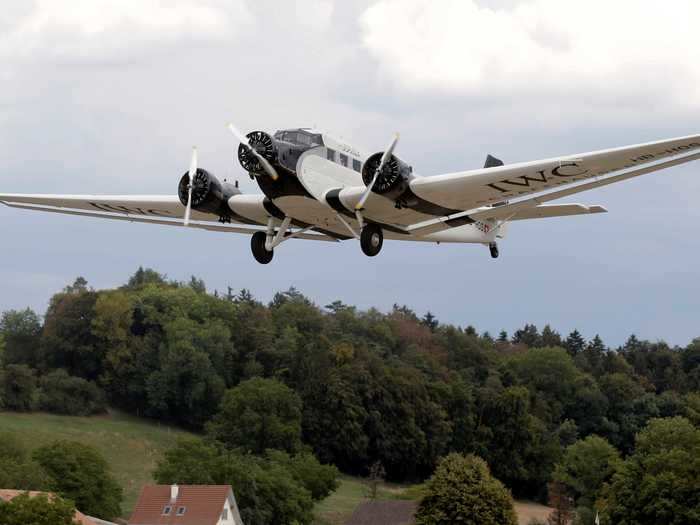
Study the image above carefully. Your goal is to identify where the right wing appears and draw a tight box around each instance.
[0,194,337,242]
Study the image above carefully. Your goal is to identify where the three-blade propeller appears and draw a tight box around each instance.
[355,133,400,210]
[183,147,198,227]
[228,123,279,181]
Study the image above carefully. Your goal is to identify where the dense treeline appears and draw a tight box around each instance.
[1,268,699,508]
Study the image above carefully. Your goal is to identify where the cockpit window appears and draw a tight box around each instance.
[278,131,322,147]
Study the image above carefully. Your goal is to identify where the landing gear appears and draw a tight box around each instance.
[251,231,273,264]
[489,242,499,259]
[360,223,383,257]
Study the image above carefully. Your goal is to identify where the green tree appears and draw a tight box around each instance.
[154,438,318,525]
[553,435,621,510]
[1,364,37,411]
[599,417,700,525]
[0,493,79,525]
[415,453,517,525]
[564,330,586,357]
[123,266,167,289]
[0,432,51,490]
[0,309,42,367]
[38,369,106,416]
[207,377,302,454]
[32,441,122,520]
[266,449,339,501]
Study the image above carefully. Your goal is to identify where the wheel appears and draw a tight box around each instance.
[360,223,383,257]
[251,231,273,264]
[489,242,499,259]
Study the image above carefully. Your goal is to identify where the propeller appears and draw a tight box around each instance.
[184,147,197,227]
[355,133,400,210]
[228,123,279,181]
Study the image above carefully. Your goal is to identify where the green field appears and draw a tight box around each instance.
[0,410,194,517]
[313,476,417,525]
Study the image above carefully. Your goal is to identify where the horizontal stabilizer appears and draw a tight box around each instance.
[506,203,607,221]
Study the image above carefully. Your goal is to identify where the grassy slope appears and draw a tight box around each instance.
[314,476,553,525]
[0,410,193,517]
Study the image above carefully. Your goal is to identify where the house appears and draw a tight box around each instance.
[0,489,99,525]
[345,500,417,525]
[128,484,243,525]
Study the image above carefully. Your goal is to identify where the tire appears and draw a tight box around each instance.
[489,242,499,259]
[360,224,383,257]
[251,231,273,264]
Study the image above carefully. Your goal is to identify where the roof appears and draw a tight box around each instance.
[345,500,417,525]
[0,489,97,525]
[128,485,231,525]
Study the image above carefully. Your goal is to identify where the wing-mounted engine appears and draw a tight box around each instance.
[361,151,413,203]
[177,169,240,222]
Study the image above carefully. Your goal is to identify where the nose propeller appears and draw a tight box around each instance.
[228,123,279,181]
[183,147,198,227]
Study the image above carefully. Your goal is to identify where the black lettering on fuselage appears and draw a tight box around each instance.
[501,170,548,187]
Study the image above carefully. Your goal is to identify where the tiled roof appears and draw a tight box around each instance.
[345,500,417,525]
[0,489,97,525]
[128,485,231,525]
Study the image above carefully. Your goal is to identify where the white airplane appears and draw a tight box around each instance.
[1,125,699,264]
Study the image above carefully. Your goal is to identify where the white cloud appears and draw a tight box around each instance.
[0,0,252,63]
[360,0,700,107]
[295,0,334,31]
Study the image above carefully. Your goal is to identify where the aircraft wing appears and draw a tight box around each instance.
[0,194,337,242]
[409,135,700,211]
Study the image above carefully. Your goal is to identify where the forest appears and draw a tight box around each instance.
[1,267,699,523]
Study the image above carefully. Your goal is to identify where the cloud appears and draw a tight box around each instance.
[0,0,252,64]
[295,0,335,31]
[360,0,700,108]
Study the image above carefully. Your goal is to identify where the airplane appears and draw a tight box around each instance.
[1,124,699,264]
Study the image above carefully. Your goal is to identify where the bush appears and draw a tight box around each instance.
[416,453,517,525]
[38,369,107,416]
[0,492,79,525]
[1,364,37,411]
[33,441,123,520]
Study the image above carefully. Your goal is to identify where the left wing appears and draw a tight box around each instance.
[408,134,700,211]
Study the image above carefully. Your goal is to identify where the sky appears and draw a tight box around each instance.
[1,0,699,347]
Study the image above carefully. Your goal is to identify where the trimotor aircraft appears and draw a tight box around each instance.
[1,125,699,263]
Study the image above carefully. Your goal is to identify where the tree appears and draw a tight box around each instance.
[599,417,700,525]
[564,330,586,357]
[38,369,107,416]
[422,312,439,332]
[511,324,541,348]
[365,461,386,499]
[0,432,51,490]
[123,266,167,289]
[415,453,517,525]
[0,309,42,367]
[206,377,303,454]
[1,364,37,411]
[32,441,123,520]
[154,438,323,525]
[546,482,573,525]
[553,435,620,510]
[0,493,79,525]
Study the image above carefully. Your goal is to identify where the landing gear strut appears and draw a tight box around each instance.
[360,223,383,257]
[489,242,499,259]
[251,231,273,264]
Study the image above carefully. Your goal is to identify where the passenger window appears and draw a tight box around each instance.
[352,159,361,172]
[339,153,348,167]
[327,149,335,161]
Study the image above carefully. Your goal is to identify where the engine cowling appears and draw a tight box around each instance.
[237,130,276,174]
[361,152,413,202]
[177,169,240,218]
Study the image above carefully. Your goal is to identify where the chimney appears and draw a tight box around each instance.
[170,484,179,502]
